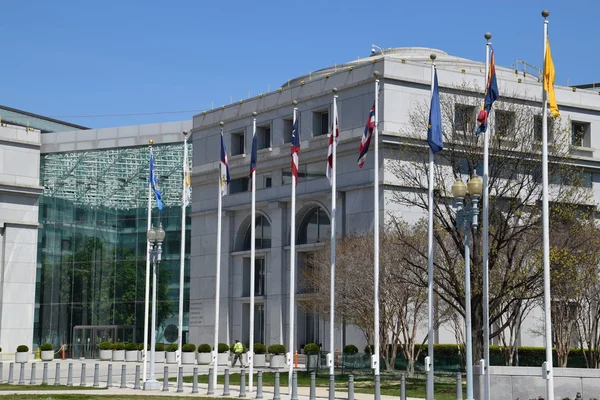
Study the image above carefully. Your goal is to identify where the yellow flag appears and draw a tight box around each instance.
[544,37,560,117]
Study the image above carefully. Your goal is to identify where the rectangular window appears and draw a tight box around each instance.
[230,177,249,194]
[495,110,516,136]
[454,104,476,132]
[256,125,271,149]
[231,131,245,156]
[571,121,591,147]
[282,161,326,185]
[255,258,265,296]
[312,110,329,136]
[255,173,272,190]
[283,118,294,143]
[534,115,554,142]
[254,304,265,345]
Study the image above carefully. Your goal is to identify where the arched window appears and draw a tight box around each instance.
[297,206,330,245]
[243,215,271,250]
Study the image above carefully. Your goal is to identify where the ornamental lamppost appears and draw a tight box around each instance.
[451,174,483,400]
[143,222,165,391]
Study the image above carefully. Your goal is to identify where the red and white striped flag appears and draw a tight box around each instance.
[326,105,339,185]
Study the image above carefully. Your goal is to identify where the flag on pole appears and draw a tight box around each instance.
[149,150,163,210]
[326,113,339,185]
[544,38,560,118]
[357,102,375,168]
[291,119,300,185]
[250,125,258,176]
[427,69,443,154]
[220,131,231,196]
[183,143,191,207]
[476,49,500,134]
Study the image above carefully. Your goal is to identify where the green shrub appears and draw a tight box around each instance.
[182,344,196,353]
[155,343,165,352]
[112,342,125,351]
[218,343,229,353]
[40,343,53,351]
[197,344,211,353]
[16,345,29,353]
[304,343,320,355]
[125,342,138,351]
[254,343,266,355]
[167,344,178,352]
[343,344,358,355]
[364,344,374,354]
[138,343,145,351]
[99,342,112,350]
[268,344,286,355]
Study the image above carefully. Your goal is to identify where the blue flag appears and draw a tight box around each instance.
[427,69,443,154]
[149,150,163,210]
[249,128,257,176]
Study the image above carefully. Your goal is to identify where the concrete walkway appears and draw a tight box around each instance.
[0,358,425,399]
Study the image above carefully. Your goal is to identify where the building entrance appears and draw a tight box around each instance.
[71,325,136,359]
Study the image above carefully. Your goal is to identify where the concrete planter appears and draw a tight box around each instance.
[15,352,28,364]
[166,352,177,364]
[270,355,285,369]
[182,352,196,365]
[99,349,112,361]
[112,350,125,361]
[217,353,229,366]
[154,351,165,363]
[254,354,266,367]
[125,350,138,362]
[41,350,54,361]
[197,352,211,365]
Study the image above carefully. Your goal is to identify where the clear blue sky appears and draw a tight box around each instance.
[1,0,594,129]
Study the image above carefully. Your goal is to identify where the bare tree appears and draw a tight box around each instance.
[387,81,590,365]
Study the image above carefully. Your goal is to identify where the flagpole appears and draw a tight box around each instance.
[177,132,188,368]
[288,101,298,398]
[372,71,381,400]
[482,32,492,400]
[541,9,555,400]
[329,88,338,400]
[143,141,153,382]
[249,112,257,393]
[213,122,225,393]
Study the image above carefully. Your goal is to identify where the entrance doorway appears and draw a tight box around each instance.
[72,325,136,359]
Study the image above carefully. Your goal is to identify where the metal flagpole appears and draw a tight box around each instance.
[178,133,188,368]
[143,142,153,382]
[426,54,436,400]
[482,32,492,400]
[213,122,225,392]
[329,89,338,399]
[541,9,555,400]
[373,72,381,400]
[249,112,257,393]
[288,102,298,398]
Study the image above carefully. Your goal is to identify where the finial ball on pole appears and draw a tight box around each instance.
[252,112,257,117]
[182,131,188,138]
[373,71,380,78]
[219,121,224,127]
[485,32,492,40]
[542,9,550,18]
[149,140,154,145]
[292,100,298,106]
[430,53,437,61]
[332,87,338,94]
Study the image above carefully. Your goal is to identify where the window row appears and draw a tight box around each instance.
[453,104,592,147]
[228,110,331,156]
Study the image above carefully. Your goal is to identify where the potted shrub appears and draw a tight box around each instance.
[304,343,320,370]
[137,343,145,362]
[112,342,125,361]
[166,344,178,364]
[182,344,196,365]
[268,344,286,369]
[98,342,112,361]
[15,345,29,363]
[40,343,54,361]
[197,344,212,365]
[254,343,267,367]
[154,343,165,363]
[217,343,229,366]
[125,342,138,362]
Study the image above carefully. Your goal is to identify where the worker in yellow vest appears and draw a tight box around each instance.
[231,340,247,368]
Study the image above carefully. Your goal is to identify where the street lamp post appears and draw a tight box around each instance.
[143,222,165,391]
[451,174,483,400]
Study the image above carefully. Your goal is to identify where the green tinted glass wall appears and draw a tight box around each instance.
[36,142,191,350]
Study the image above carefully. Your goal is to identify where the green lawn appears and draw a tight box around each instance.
[0,384,105,391]
[170,371,464,400]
